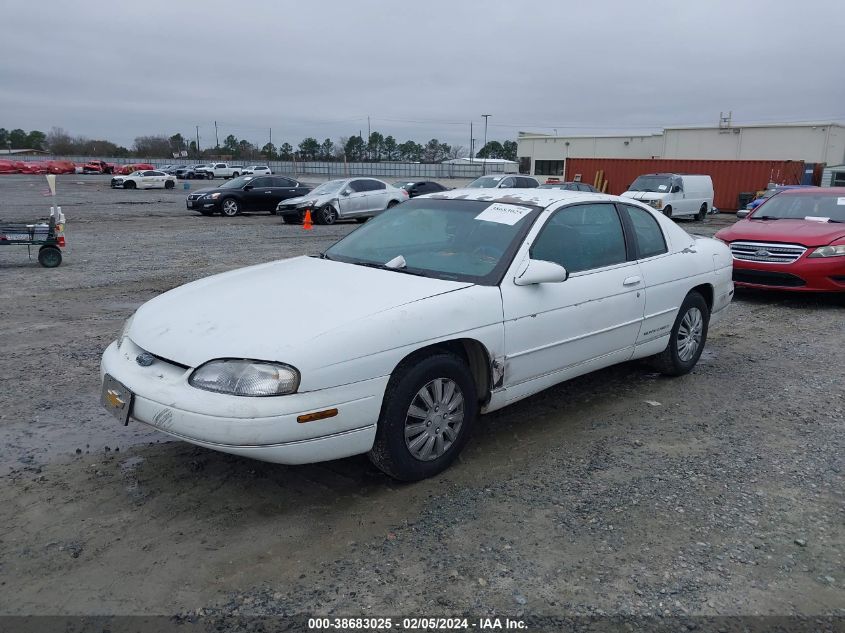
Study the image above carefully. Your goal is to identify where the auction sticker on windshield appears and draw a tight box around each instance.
[475,203,533,225]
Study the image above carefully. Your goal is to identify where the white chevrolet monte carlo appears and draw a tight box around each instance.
[101,189,733,480]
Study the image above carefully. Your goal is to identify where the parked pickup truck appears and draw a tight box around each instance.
[196,163,245,180]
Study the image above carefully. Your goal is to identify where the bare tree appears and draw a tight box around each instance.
[448,144,468,160]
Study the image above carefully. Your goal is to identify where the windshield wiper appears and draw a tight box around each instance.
[750,215,781,220]
[350,261,426,276]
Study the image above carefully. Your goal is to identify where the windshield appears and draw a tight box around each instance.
[310,180,346,195]
[750,193,845,222]
[466,176,504,188]
[628,175,673,193]
[220,176,254,189]
[324,198,541,284]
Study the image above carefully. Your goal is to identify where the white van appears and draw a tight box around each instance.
[622,173,714,220]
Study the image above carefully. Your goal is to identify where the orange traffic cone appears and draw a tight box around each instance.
[303,209,313,230]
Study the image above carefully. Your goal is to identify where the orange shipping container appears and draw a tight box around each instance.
[563,159,806,211]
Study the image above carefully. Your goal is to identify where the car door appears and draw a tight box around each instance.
[335,180,361,216]
[363,179,389,214]
[241,177,271,210]
[618,203,687,348]
[140,171,158,189]
[269,177,301,205]
[500,202,645,394]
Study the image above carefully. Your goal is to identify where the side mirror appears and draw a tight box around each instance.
[341,189,351,196]
[736,209,750,219]
[243,185,253,191]
[514,259,569,286]
[671,185,682,193]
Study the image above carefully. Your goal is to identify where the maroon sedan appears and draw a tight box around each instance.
[715,188,845,292]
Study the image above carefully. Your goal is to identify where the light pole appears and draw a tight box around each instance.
[481,114,491,174]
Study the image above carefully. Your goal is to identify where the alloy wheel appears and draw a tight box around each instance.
[677,307,703,361]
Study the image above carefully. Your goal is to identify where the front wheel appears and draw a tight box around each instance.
[369,351,478,481]
[124,180,136,189]
[231,172,239,178]
[38,246,62,268]
[315,204,338,225]
[221,198,240,217]
[662,205,672,218]
[650,292,709,376]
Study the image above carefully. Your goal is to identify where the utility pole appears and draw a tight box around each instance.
[470,122,473,163]
[482,114,491,175]
[214,121,219,148]
[195,126,200,157]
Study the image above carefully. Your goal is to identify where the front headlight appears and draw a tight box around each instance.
[189,359,300,396]
[205,192,221,199]
[118,314,134,349]
[808,244,845,258]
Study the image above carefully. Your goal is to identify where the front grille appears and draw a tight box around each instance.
[188,194,203,200]
[733,269,806,287]
[730,241,806,264]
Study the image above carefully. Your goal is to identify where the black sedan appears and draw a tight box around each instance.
[186,175,312,216]
[392,180,448,198]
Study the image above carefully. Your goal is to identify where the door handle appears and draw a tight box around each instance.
[264,191,272,194]
[623,276,642,286]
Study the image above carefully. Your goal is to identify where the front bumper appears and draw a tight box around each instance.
[100,339,385,464]
[732,257,845,292]
[110,179,125,188]
[186,197,220,211]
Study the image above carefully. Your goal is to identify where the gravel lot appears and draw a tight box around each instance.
[0,174,842,621]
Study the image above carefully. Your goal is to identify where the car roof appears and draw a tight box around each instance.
[779,187,845,196]
[426,188,625,208]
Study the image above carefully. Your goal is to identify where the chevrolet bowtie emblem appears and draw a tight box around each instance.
[106,389,126,409]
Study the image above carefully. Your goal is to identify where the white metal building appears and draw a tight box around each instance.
[518,122,845,176]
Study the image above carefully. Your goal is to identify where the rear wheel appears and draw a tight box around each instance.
[368,351,478,481]
[38,246,62,268]
[164,180,174,189]
[232,172,239,178]
[650,291,709,376]
[387,200,399,209]
[221,198,240,217]
[696,203,707,221]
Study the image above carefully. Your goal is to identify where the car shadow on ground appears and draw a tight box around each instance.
[734,287,845,309]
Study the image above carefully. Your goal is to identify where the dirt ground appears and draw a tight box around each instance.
[0,174,842,620]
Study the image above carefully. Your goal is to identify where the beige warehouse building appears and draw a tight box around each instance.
[518,122,845,176]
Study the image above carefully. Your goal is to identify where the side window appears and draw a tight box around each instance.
[275,177,296,187]
[530,204,627,273]
[250,177,271,187]
[367,179,386,191]
[143,171,157,176]
[623,205,668,259]
[500,177,515,187]
[348,180,367,192]
[520,177,538,188]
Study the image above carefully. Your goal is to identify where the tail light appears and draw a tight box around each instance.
[57,236,66,247]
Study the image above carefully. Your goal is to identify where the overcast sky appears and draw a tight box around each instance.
[3,0,844,150]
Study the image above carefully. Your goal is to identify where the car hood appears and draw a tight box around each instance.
[128,256,474,368]
[281,192,335,207]
[622,191,668,200]
[716,219,845,247]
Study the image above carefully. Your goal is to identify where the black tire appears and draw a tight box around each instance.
[232,172,239,178]
[368,351,478,481]
[387,200,399,209]
[124,180,136,189]
[282,213,302,225]
[164,180,174,189]
[650,291,709,376]
[38,246,62,268]
[207,173,214,180]
[221,198,240,217]
[662,205,672,218]
[696,203,707,221]
[315,204,337,225]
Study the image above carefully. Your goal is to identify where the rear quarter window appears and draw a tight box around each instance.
[623,204,668,259]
